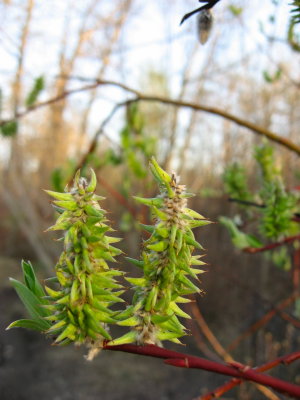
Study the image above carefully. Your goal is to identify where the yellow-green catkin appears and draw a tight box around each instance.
[111,157,211,346]
[44,170,124,357]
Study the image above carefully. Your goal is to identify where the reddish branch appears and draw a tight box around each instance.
[97,175,137,218]
[200,351,300,400]
[189,302,233,362]
[103,344,300,398]
[188,303,282,399]
[293,248,300,295]
[227,294,300,353]
[244,234,300,254]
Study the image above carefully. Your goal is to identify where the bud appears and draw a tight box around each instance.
[197,9,213,44]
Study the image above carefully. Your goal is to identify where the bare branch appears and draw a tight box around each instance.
[103,343,300,398]
[2,79,300,159]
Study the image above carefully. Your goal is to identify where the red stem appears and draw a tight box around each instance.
[293,248,300,295]
[103,344,300,398]
[244,234,300,254]
[200,351,300,400]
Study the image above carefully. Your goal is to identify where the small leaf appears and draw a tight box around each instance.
[157,331,184,341]
[25,76,44,107]
[169,302,191,319]
[53,200,77,211]
[126,277,146,287]
[7,319,48,332]
[1,120,18,137]
[10,278,50,321]
[44,190,73,201]
[147,241,168,252]
[228,5,243,16]
[133,196,164,207]
[108,331,137,346]
[21,260,46,300]
[149,157,172,184]
[125,257,144,269]
[117,316,139,326]
[86,169,97,193]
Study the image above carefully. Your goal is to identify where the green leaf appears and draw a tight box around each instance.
[25,76,44,107]
[157,331,184,341]
[0,120,18,137]
[117,316,139,326]
[125,257,144,269]
[126,277,146,287]
[133,196,164,207]
[149,157,171,184]
[7,319,48,332]
[108,331,137,346]
[169,302,191,319]
[21,260,46,301]
[147,240,168,252]
[10,278,50,323]
[44,190,73,201]
[228,5,243,16]
[86,168,97,193]
[183,208,205,220]
[51,168,65,192]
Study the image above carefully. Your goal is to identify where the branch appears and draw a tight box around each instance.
[189,303,281,400]
[180,0,221,25]
[117,96,300,156]
[103,344,300,398]
[228,197,300,221]
[200,351,300,400]
[0,82,101,127]
[2,78,300,157]
[227,294,299,353]
[244,234,300,254]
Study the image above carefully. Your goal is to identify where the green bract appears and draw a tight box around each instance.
[112,157,210,346]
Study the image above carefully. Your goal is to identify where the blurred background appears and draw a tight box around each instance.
[0,0,299,399]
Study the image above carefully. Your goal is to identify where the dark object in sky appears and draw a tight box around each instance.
[197,9,213,44]
[180,0,221,26]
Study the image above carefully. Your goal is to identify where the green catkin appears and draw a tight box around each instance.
[45,170,124,358]
[111,157,211,346]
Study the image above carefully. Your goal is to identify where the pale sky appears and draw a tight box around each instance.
[0,0,295,164]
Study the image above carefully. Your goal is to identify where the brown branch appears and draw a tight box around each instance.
[97,175,137,218]
[189,303,279,399]
[189,302,233,363]
[186,318,223,362]
[244,234,300,254]
[227,294,299,353]
[0,82,101,127]
[200,351,300,400]
[121,96,300,157]
[103,344,300,398]
[2,79,300,157]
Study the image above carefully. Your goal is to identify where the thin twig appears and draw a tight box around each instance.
[2,78,300,157]
[189,303,279,399]
[200,351,300,400]
[226,294,299,353]
[228,197,300,220]
[189,302,233,362]
[244,234,300,254]
[103,344,300,398]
